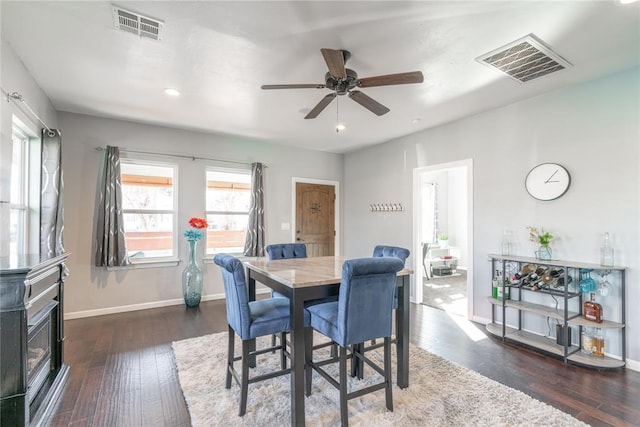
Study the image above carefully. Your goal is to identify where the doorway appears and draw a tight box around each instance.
[292,178,340,257]
[413,159,473,318]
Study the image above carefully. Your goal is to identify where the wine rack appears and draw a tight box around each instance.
[486,254,626,369]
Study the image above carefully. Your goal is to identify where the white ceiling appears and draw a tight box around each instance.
[2,1,639,153]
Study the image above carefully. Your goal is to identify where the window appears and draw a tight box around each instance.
[121,161,177,261]
[205,169,251,254]
[9,124,29,256]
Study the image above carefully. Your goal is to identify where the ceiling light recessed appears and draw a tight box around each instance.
[412,118,422,124]
[620,0,638,4]
[164,88,180,96]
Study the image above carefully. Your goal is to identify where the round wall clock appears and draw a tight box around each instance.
[525,163,571,201]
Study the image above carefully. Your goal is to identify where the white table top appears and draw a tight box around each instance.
[245,256,412,289]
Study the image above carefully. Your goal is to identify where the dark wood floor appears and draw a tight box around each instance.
[46,300,640,426]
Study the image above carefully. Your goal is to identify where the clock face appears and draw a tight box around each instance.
[525,163,571,201]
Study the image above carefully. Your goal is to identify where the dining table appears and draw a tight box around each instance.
[244,255,413,426]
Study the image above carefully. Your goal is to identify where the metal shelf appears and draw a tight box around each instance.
[487,254,626,271]
[486,296,579,321]
[488,254,626,369]
[567,316,624,329]
[486,322,579,357]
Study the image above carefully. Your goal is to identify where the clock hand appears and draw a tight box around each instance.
[546,180,559,183]
[545,169,559,183]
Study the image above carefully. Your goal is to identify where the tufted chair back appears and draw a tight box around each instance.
[266,243,307,260]
[336,257,404,346]
[214,254,251,339]
[372,245,410,265]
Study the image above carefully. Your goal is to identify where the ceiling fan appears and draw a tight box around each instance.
[261,48,424,119]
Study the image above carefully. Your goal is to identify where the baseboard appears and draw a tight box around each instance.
[626,358,640,372]
[65,288,271,319]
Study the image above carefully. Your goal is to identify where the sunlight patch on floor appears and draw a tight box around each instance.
[446,310,488,342]
[425,283,451,289]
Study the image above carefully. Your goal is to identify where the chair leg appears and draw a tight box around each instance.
[384,337,393,412]
[239,341,250,416]
[339,345,349,427]
[226,325,234,389]
[272,333,277,353]
[350,343,364,379]
[305,327,313,396]
[350,343,358,377]
[280,332,287,369]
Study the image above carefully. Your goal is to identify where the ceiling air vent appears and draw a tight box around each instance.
[112,5,164,41]
[476,34,571,83]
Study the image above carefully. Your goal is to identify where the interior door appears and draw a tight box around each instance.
[295,183,335,257]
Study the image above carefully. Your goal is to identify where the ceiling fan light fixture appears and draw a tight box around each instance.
[336,124,346,132]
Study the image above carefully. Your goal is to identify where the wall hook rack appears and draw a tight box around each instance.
[370,203,404,212]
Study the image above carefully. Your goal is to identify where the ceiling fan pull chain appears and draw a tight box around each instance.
[335,89,340,133]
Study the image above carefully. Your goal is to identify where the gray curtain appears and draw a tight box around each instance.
[243,162,265,257]
[94,145,130,267]
[40,129,65,258]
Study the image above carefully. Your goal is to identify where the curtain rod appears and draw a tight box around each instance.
[1,88,57,137]
[95,146,260,167]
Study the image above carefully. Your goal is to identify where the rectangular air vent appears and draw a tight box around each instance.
[476,34,571,83]
[112,5,164,40]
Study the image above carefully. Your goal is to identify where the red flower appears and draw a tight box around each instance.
[189,217,208,229]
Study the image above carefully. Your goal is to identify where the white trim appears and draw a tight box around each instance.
[413,159,474,318]
[106,258,180,270]
[626,358,640,372]
[65,288,271,319]
[291,177,340,256]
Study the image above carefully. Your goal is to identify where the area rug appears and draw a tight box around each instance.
[172,332,586,427]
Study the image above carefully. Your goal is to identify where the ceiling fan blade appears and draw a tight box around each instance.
[357,71,424,88]
[304,93,337,119]
[321,48,347,80]
[261,84,326,90]
[348,90,390,116]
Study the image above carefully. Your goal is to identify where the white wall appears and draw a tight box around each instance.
[0,40,58,256]
[344,67,640,365]
[57,112,343,316]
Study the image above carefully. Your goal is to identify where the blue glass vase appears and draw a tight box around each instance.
[182,239,203,307]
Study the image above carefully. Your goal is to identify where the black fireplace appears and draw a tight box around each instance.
[0,253,69,426]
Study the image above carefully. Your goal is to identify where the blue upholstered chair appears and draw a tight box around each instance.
[372,245,410,309]
[265,243,307,299]
[357,245,410,372]
[265,243,337,355]
[304,257,404,426]
[213,254,293,416]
